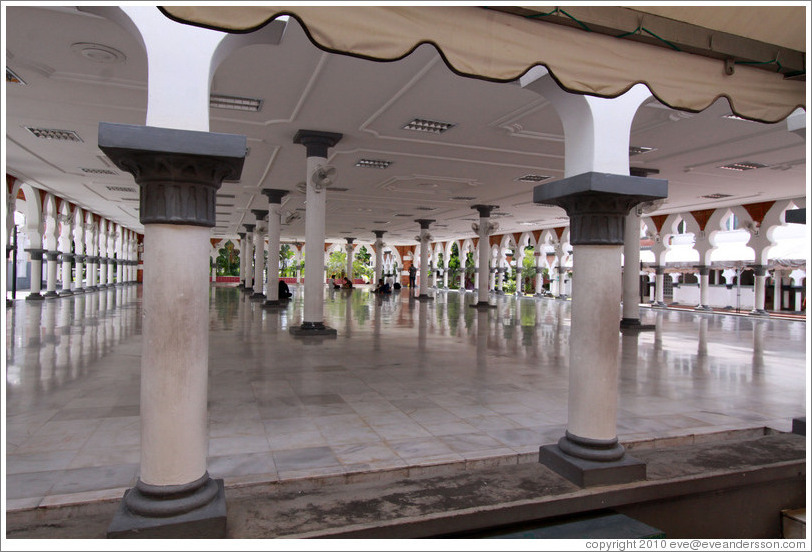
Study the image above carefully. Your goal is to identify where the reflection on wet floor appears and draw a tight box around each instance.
[5,284,807,510]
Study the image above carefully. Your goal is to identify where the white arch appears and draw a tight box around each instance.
[18,183,44,248]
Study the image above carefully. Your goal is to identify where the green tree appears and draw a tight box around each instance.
[447,243,460,289]
[280,244,295,277]
[353,245,374,282]
[327,250,347,278]
[215,240,240,276]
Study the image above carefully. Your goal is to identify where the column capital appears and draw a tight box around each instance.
[98,122,246,227]
[293,129,343,158]
[654,266,665,275]
[372,230,386,239]
[74,255,86,262]
[59,252,75,261]
[415,219,435,230]
[44,251,60,261]
[261,188,289,204]
[471,204,499,218]
[695,265,710,276]
[534,172,667,246]
[24,248,47,258]
[751,264,767,277]
[238,232,246,240]
[251,209,269,222]
[345,237,355,245]
[243,224,255,233]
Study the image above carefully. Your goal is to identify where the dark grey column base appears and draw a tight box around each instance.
[289,322,337,337]
[43,291,60,298]
[651,302,667,308]
[748,309,770,317]
[72,288,86,294]
[557,295,569,300]
[262,299,287,308]
[417,294,433,301]
[26,293,44,301]
[107,478,226,539]
[59,289,74,297]
[6,299,12,307]
[241,286,254,293]
[694,305,712,312]
[619,318,655,331]
[469,302,497,309]
[249,292,266,301]
[539,444,646,488]
[86,286,99,292]
[791,417,805,436]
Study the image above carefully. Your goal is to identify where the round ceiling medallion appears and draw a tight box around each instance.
[70,43,126,64]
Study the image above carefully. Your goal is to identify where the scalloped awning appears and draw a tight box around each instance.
[160,5,805,123]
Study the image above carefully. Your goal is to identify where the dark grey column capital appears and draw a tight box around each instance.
[243,224,255,234]
[751,264,767,277]
[534,172,667,245]
[251,209,268,222]
[98,122,246,227]
[373,230,386,239]
[59,253,75,262]
[74,255,86,262]
[293,129,343,158]
[654,266,665,275]
[695,265,709,276]
[261,188,289,204]
[45,251,60,261]
[472,204,499,218]
[238,232,246,240]
[415,219,435,230]
[24,248,46,260]
[345,237,355,245]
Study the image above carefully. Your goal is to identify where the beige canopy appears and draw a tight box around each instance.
[160,5,805,123]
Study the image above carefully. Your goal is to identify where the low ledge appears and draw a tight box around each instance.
[619,318,655,331]
[289,325,337,338]
[469,302,497,309]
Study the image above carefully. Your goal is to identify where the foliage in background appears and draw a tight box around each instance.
[216,241,240,276]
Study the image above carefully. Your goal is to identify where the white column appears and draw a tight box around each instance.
[373,231,385,285]
[250,210,268,300]
[293,129,342,333]
[242,226,254,292]
[262,189,288,305]
[621,211,642,324]
[489,267,496,292]
[515,266,523,295]
[497,267,504,293]
[237,232,247,288]
[345,238,355,283]
[696,265,711,310]
[117,259,124,286]
[416,219,434,299]
[654,266,666,307]
[25,249,45,301]
[474,268,480,292]
[773,270,782,311]
[44,251,59,298]
[751,265,768,315]
[59,253,74,296]
[99,258,109,290]
[534,254,544,296]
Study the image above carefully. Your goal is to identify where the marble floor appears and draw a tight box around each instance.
[4,284,808,512]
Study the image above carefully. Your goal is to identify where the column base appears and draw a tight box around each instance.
[651,301,667,308]
[86,286,99,292]
[289,322,337,337]
[262,298,289,308]
[59,289,74,297]
[107,476,226,539]
[469,301,496,309]
[249,292,266,302]
[748,309,770,317]
[43,291,60,298]
[72,288,86,294]
[241,286,253,293]
[539,443,646,488]
[619,318,655,331]
[791,417,805,436]
[6,299,13,307]
[694,305,712,312]
[26,293,44,301]
[416,294,433,301]
[557,295,568,300]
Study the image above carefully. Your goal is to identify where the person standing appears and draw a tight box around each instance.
[408,264,417,288]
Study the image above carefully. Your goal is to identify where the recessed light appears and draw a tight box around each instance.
[722,113,759,123]
[515,174,551,182]
[394,214,413,217]
[210,94,263,112]
[355,159,393,169]
[719,162,768,171]
[402,118,456,134]
[629,146,656,156]
[70,42,126,64]
[701,193,733,199]
[26,127,83,142]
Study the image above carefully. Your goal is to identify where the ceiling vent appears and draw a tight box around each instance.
[373,220,390,224]
[719,161,768,171]
[80,167,117,175]
[451,196,476,201]
[7,67,26,85]
[355,159,393,169]
[26,127,83,142]
[121,197,139,202]
[394,213,413,217]
[329,187,349,192]
[106,185,136,193]
[402,118,456,134]
[515,174,552,183]
[210,94,263,112]
[415,207,436,211]
[217,193,237,199]
[701,193,733,199]
[629,146,656,156]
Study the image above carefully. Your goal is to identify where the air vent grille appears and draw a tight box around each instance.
[81,167,118,175]
[402,118,455,134]
[719,162,768,171]
[515,174,551,182]
[701,193,733,199]
[26,127,83,142]
[451,196,476,201]
[106,186,136,193]
[210,94,263,112]
[355,159,393,169]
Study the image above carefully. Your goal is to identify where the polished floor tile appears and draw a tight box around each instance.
[4,284,808,509]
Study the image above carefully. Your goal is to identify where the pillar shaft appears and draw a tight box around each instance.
[60,254,74,296]
[74,256,85,292]
[265,207,282,302]
[374,236,383,285]
[253,229,266,296]
[419,236,430,296]
[45,252,59,296]
[244,232,254,290]
[26,249,44,296]
[622,211,641,321]
[654,267,665,305]
[303,155,328,324]
[752,265,768,314]
[773,270,782,311]
[238,233,246,287]
[345,242,354,281]
[99,259,108,289]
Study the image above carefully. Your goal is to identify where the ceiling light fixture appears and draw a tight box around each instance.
[26,127,83,142]
[402,118,456,134]
[719,161,768,171]
[629,146,657,156]
[70,42,126,64]
[355,159,393,169]
[6,67,26,85]
[209,94,263,112]
[515,174,552,182]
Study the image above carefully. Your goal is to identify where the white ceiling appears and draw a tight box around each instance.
[4,6,807,246]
